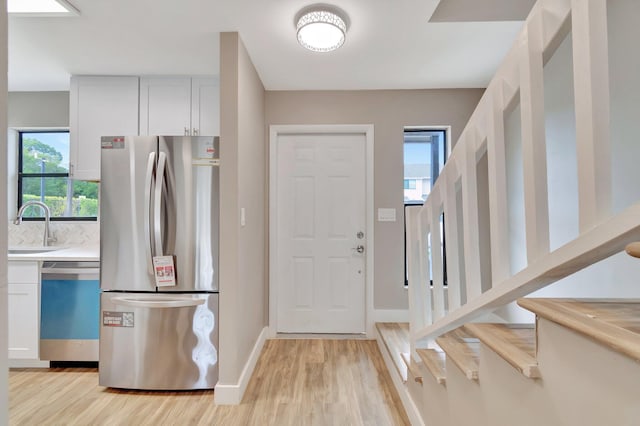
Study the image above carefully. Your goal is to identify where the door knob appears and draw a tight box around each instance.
[353,245,365,254]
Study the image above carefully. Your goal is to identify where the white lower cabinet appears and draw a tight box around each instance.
[8,261,40,360]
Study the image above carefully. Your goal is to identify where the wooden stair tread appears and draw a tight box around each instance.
[436,328,480,380]
[518,298,640,362]
[376,322,409,383]
[401,352,423,384]
[463,323,540,379]
[416,349,446,385]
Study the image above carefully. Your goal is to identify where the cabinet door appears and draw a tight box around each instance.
[70,76,140,181]
[8,283,39,359]
[140,77,192,136]
[8,261,39,283]
[191,77,220,136]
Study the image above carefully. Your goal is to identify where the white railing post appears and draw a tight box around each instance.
[461,133,483,300]
[571,0,612,231]
[520,11,550,262]
[406,205,427,334]
[418,204,433,326]
[443,161,462,311]
[429,187,446,320]
[487,88,512,284]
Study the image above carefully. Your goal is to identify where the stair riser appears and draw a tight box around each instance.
[479,344,549,426]
[411,318,640,426]
[405,371,428,423]
[536,318,640,426]
[420,377,450,426]
[445,358,486,426]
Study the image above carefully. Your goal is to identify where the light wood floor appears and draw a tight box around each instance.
[10,339,410,425]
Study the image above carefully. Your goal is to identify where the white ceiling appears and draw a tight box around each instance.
[8,0,529,92]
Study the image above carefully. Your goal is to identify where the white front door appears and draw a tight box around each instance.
[274,131,366,333]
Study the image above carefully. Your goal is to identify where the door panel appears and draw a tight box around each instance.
[159,136,219,292]
[276,132,366,333]
[100,136,158,291]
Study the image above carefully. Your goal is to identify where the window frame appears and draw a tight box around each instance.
[403,127,449,287]
[17,130,97,222]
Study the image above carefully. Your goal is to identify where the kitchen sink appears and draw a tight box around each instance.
[8,247,62,254]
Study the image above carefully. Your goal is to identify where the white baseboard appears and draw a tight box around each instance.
[375,333,424,426]
[214,326,268,405]
[9,359,50,368]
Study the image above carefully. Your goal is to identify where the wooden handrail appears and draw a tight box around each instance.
[625,242,640,258]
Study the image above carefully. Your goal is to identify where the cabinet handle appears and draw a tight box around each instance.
[184,127,189,136]
[193,128,198,136]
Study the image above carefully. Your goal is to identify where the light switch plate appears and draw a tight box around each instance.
[377,208,396,222]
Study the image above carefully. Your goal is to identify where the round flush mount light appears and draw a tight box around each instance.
[296,5,348,52]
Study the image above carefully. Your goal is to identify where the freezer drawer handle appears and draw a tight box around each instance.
[112,297,205,308]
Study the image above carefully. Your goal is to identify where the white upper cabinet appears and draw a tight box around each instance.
[69,76,140,181]
[139,77,192,136]
[139,76,219,136]
[69,75,217,181]
[191,77,220,137]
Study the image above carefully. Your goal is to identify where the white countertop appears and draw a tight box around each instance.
[8,244,100,262]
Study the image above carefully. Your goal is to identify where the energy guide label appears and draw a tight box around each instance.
[103,311,134,327]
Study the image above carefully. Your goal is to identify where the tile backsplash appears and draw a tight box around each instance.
[8,221,99,247]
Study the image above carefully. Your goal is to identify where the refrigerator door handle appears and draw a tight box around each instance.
[144,152,157,275]
[112,296,206,309]
[153,152,167,257]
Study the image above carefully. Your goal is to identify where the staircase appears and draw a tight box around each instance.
[397,0,640,424]
[377,298,640,426]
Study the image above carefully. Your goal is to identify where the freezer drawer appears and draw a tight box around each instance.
[99,292,218,390]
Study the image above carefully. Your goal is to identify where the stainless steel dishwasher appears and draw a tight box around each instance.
[40,261,100,362]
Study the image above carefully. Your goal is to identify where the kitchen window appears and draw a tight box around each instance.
[18,130,98,220]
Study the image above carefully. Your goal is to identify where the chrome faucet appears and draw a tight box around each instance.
[14,201,57,246]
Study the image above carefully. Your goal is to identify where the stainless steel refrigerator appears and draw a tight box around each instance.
[99,135,219,390]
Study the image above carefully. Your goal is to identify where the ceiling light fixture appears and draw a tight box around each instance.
[296,5,348,53]
[8,0,79,16]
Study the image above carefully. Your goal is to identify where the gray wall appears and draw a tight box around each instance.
[1,5,8,422]
[218,32,266,386]
[6,92,69,218]
[8,91,69,127]
[265,89,484,310]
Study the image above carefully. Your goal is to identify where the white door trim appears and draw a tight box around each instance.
[269,124,375,337]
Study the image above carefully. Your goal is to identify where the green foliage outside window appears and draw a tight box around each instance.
[19,133,98,219]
